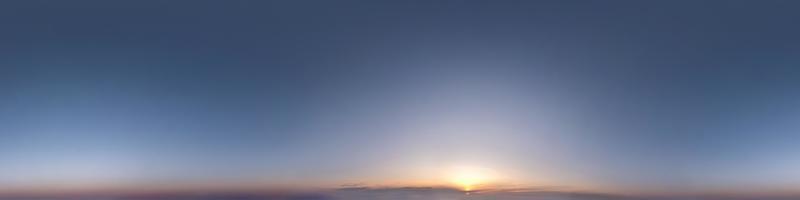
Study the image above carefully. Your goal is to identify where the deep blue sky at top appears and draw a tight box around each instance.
[1,0,800,193]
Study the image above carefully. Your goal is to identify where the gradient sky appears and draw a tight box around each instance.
[2,0,800,195]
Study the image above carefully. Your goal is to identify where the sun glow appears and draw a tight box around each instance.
[448,166,496,191]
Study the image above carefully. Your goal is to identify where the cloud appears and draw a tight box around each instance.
[1,186,798,200]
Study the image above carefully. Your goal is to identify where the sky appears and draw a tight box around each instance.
[1,0,800,196]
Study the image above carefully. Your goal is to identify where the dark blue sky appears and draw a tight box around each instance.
[1,0,800,195]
